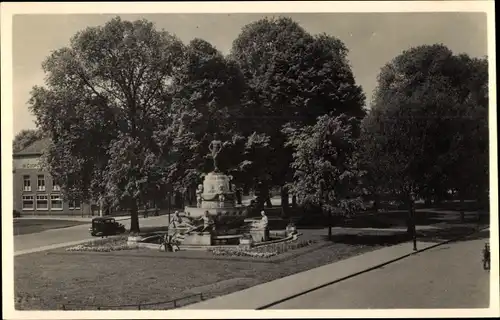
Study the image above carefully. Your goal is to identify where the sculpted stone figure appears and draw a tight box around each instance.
[196,184,203,208]
[208,136,223,172]
[259,210,268,229]
[218,185,225,207]
[187,211,215,234]
[169,211,193,229]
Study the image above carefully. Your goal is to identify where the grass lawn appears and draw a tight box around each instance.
[13,219,89,236]
[14,230,382,310]
[14,207,487,310]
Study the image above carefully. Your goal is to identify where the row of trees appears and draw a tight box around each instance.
[360,45,488,223]
[24,17,489,234]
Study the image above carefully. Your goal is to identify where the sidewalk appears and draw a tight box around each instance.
[182,240,439,309]
[14,238,96,256]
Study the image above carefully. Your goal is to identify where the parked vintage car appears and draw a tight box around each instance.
[89,217,126,237]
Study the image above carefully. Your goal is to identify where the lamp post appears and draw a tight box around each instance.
[320,179,332,240]
[410,190,417,251]
[167,189,171,226]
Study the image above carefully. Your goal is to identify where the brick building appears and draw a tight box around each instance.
[12,138,91,216]
[13,138,180,216]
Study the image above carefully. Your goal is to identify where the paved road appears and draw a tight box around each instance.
[12,201,483,255]
[269,238,490,309]
[13,215,170,253]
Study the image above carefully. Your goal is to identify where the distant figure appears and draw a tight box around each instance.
[483,242,490,270]
[236,188,242,205]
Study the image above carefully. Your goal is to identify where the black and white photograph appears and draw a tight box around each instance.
[1,1,498,318]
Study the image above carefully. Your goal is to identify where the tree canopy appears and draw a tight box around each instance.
[230,17,366,201]
[285,113,363,213]
[168,38,246,192]
[27,16,488,236]
[360,44,488,221]
[29,17,185,232]
[13,129,42,153]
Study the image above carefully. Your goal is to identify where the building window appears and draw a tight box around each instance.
[36,195,48,210]
[37,175,46,191]
[22,195,34,210]
[52,181,61,191]
[69,199,81,210]
[23,175,31,191]
[50,194,63,210]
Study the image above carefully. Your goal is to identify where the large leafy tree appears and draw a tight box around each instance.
[285,114,364,238]
[168,38,246,200]
[29,17,185,233]
[361,44,488,245]
[440,54,489,217]
[13,129,42,153]
[230,17,365,210]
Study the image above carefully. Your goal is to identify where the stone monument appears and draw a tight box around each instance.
[169,136,247,247]
[208,136,222,172]
[243,210,270,242]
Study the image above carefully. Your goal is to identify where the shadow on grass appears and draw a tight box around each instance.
[414,201,489,212]
[419,226,489,243]
[321,232,411,246]
[338,210,489,229]
[318,224,489,247]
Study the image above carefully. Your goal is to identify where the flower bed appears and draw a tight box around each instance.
[209,239,317,258]
[66,236,138,252]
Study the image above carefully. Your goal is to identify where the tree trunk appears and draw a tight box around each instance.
[406,203,412,235]
[456,186,467,222]
[265,196,273,208]
[459,191,465,222]
[167,192,172,224]
[187,186,196,206]
[236,188,242,205]
[280,186,289,215]
[476,188,486,221]
[262,184,272,208]
[424,198,432,207]
[404,194,417,250]
[292,195,297,208]
[433,194,442,206]
[328,211,332,240]
[129,201,140,234]
[373,194,380,213]
[174,192,183,208]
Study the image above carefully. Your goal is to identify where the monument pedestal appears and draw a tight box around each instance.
[249,228,270,242]
[239,237,253,250]
[182,232,212,246]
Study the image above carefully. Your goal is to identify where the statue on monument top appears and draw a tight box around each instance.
[208,134,223,172]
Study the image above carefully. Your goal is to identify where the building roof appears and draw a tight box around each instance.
[14,137,51,157]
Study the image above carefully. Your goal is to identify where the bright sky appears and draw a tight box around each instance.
[13,12,487,134]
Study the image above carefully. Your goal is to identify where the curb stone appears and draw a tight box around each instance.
[256,225,489,309]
